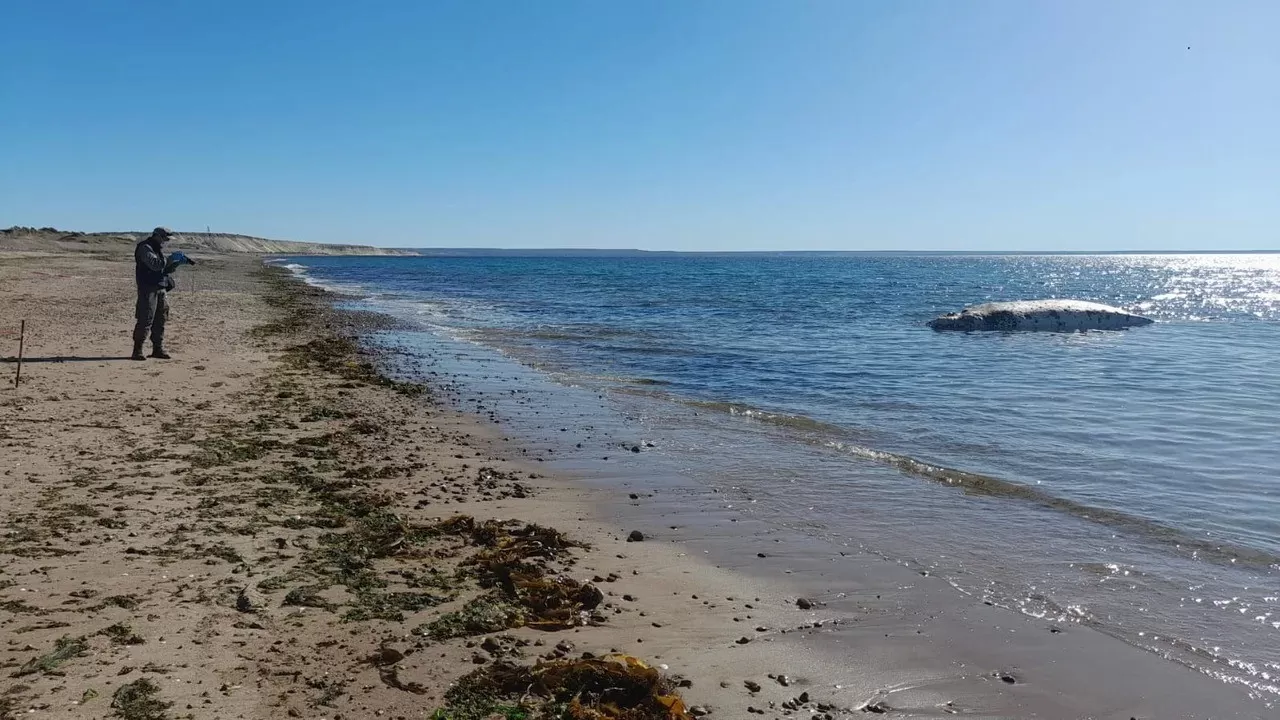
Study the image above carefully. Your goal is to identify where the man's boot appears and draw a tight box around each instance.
[131,341,146,361]
[150,343,171,360]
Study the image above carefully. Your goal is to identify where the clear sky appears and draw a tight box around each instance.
[2,1,1277,251]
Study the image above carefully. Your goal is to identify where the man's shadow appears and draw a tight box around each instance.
[1,356,135,363]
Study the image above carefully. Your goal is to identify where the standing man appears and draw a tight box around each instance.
[132,227,182,360]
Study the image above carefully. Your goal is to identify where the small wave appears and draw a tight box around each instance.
[601,343,705,357]
[572,374,672,387]
[825,442,1280,572]
[268,261,366,295]
[654,397,853,436]
[522,326,652,342]
[618,382,1280,573]
[1073,561,1143,578]
[392,297,506,326]
[605,391,1280,572]
[303,276,356,293]
[263,258,310,274]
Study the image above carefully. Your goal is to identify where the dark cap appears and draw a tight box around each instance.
[152,226,176,239]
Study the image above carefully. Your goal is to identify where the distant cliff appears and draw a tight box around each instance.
[101,231,417,256]
[1,227,417,256]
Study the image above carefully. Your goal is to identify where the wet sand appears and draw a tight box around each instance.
[0,241,1271,719]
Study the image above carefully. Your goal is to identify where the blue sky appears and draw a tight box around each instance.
[2,1,1277,251]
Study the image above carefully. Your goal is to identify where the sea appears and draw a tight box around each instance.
[275,252,1280,703]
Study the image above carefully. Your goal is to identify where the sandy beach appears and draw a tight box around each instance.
[1,236,1272,719]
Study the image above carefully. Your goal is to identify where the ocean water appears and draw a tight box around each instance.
[279,252,1280,702]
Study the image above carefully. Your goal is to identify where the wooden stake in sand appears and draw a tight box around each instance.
[14,320,24,387]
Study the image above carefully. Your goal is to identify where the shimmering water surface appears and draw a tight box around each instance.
[280,253,1280,702]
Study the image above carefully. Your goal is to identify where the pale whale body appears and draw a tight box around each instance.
[929,300,1154,332]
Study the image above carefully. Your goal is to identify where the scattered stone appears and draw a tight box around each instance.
[235,587,266,613]
[627,530,645,542]
[744,680,762,693]
[796,598,814,610]
[736,637,751,645]
[370,646,405,665]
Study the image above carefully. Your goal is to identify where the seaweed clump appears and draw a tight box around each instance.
[420,516,602,639]
[11,635,88,677]
[111,677,171,720]
[433,654,692,720]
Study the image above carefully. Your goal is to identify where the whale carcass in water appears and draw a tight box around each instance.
[928,300,1154,332]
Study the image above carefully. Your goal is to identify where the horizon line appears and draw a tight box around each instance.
[380,247,1280,256]
[6,227,1276,255]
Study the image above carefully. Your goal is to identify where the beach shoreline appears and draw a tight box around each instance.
[0,247,840,720]
[0,244,1271,718]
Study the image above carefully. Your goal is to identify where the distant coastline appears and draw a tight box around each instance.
[1,226,417,256]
